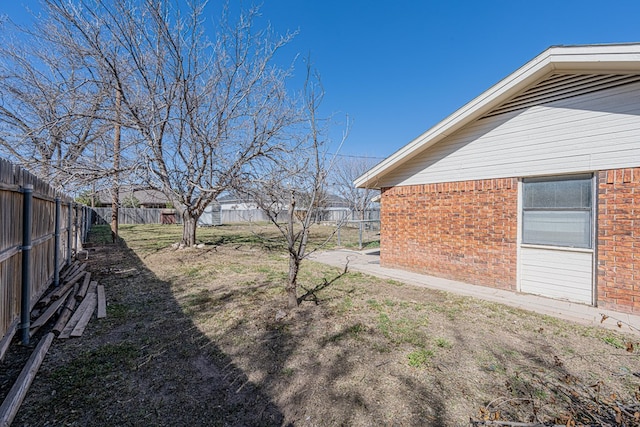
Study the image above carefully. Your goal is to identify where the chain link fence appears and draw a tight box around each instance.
[334,219,380,250]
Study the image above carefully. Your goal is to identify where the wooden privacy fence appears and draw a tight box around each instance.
[92,207,180,225]
[0,158,91,347]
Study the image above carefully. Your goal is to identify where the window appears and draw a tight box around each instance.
[521,175,593,249]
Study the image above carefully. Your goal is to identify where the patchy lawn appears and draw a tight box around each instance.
[9,224,640,426]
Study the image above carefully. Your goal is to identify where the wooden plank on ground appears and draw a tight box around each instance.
[97,285,107,319]
[60,261,79,280]
[88,281,97,295]
[70,294,97,337]
[38,270,83,308]
[0,332,54,427]
[62,262,86,284]
[36,286,58,309]
[52,286,78,336]
[76,273,92,300]
[0,320,18,362]
[58,293,96,339]
[63,269,87,289]
[30,289,72,335]
[50,277,79,301]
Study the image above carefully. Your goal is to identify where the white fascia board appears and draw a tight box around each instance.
[355,43,640,189]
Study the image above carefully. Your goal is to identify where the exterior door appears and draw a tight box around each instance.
[518,175,595,305]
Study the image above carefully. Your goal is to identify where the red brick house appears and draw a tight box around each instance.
[355,44,640,314]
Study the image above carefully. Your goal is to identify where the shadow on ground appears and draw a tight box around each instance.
[13,225,639,426]
[13,232,289,426]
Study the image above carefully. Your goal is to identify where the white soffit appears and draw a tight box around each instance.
[355,43,640,189]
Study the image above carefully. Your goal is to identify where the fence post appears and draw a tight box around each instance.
[73,204,78,255]
[84,206,90,241]
[358,221,363,250]
[80,206,85,243]
[20,185,33,345]
[83,207,86,241]
[67,201,72,265]
[54,197,61,287]
[87,207,92,239]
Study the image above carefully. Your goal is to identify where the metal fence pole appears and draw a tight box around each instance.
[54,197,61,287]
[84,206,90,241]
[358,221,363,250]
[80,206,85,242]
[20,185,33,345]
[67,201,72,265]
[73,204,78,255]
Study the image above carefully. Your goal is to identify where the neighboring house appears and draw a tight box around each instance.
[355,44,640,315]
[96,187,171,208]
[93,187,176,225]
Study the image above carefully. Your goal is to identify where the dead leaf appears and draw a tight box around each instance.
[626,341,635,353]
[565,414,575,427]
[479,407,488,420]
[554,355,563,367]
[617,321,623,328]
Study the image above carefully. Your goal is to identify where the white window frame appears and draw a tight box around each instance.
[520,174,594,249]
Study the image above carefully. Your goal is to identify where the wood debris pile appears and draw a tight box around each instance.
[0,260,107,426]
[470,378,640,427]
[30,260,107,340]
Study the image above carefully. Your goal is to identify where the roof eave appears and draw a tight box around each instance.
[354,44,640,189]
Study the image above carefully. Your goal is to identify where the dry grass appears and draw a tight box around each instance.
[10,224,640,426]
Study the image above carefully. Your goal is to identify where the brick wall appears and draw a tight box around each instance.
[380,178,518,290]
[597,168,640,314]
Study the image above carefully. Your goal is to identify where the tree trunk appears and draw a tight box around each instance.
[110,189,119,243]
[111,88,122,242]
[287,253,299,308]
[181,212,198,246]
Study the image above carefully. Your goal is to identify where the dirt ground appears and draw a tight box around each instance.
[5,224,640,426]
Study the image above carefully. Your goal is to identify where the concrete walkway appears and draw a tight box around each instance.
[309,248,640,335]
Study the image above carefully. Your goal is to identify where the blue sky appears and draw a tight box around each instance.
[3,1,640,160]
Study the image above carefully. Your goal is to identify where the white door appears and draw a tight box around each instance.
[518,175,595,305]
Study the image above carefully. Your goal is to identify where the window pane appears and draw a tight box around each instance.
[524,181,555,208]
[523,177,591,209]
[559,179,592,208]
[522,210,591,248]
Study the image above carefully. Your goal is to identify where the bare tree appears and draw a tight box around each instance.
[0,20,110,192]
[244,65,347,308]
[40,0,296,246]
[332,156,380,220]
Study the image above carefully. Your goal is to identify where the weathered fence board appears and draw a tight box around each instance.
[0,157,85,344]
[93,207,178,225]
